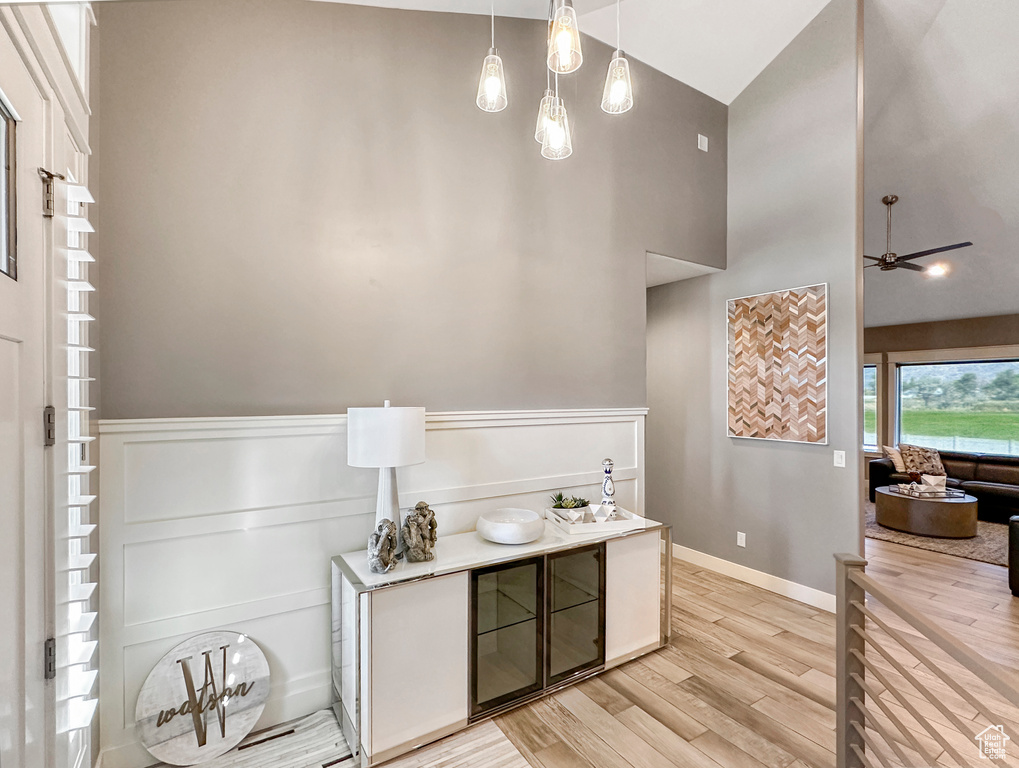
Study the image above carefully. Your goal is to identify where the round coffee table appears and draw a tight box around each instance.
[874,486,978,539]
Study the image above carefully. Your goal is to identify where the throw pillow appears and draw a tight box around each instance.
[899,444,946,476]
[882,445,906,473]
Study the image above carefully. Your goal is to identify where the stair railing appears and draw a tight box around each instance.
[836,553,1019,768]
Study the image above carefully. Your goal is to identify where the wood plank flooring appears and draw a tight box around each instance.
[386,539,1018,768]
[490,538,1019,768]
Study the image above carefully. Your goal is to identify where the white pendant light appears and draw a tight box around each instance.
[601,53,633,114]
[601,0,633,114]
[547,0,582,75]
[476,1,507,112]
[541,96,573,160]
[534,88,554,143]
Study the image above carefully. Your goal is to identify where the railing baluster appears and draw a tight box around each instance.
[836,552,1019,768]
[851,721,894,768]
[853,598,1013,727]
[837,553,868,768]
[850,614,1011,768]
[850,696,914,767]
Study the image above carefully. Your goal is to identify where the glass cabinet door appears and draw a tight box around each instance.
[546,544,605,686]
[471,557,544,717]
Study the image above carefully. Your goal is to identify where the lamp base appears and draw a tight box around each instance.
[376,466,404,556]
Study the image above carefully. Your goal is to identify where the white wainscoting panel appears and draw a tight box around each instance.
[98,409,646,768]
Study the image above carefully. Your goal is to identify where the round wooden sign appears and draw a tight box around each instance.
[135,631,270,765]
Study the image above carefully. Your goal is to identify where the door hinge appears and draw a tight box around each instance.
[44,638,56,680]
[38,168,65,218]
[43,405,56,447]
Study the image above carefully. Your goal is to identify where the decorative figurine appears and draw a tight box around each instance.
[367,519,398,574]
[402,501,438,562]
[601,458,616,507]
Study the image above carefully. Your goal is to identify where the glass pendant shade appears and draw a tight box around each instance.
[541,97,573,160]
[534,89,554,143]
[547,0,583,74]
[601,51,633,114]
[476,48,508,112]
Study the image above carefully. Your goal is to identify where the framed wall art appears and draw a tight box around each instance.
[727,283,827,444]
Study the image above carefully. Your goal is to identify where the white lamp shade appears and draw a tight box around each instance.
[347,405,426,468]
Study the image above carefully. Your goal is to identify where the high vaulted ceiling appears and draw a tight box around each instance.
[312,0,832,104]
[863,0,1019,327]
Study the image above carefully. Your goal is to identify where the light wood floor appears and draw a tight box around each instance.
[396,539,1019,768]
[494,538,1018,768]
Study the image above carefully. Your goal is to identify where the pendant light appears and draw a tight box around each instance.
[534,88,554,143]
[601,0,633,114]
[534,63,553,144]
[541,75,572,160]
[547,0,582,74]
[476,0,507,112]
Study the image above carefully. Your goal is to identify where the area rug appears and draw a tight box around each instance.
[865,502,1007,566]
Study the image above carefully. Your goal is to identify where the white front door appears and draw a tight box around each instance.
[0,30,52,768]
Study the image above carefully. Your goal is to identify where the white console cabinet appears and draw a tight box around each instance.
[332,519,670,766]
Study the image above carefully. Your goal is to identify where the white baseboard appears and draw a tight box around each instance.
[672,543,836,613]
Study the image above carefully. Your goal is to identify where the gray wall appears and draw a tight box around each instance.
[92,0,727,419]
[646,0,862,594]
[863,0,1019,327]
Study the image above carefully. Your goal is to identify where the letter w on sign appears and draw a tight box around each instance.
[177,644,229,748]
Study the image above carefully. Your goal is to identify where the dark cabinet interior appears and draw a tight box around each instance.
[470,544,605,719]
[547,545,605,686]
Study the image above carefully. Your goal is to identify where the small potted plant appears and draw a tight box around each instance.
[547,492,591,522]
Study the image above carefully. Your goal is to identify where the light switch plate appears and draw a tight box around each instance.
[698,134,709,152]
[833,450,846,468]
[737,531,746,548]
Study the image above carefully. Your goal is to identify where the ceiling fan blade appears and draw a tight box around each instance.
[898,242,974,262]
[864,263,881,268]
[897,261,926,272]
[863,255,881,261]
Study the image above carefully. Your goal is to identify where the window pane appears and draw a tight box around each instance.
[863,365,877,448]
[0,110,7,277]
[897,360,1019,456]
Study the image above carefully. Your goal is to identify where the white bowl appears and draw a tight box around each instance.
[476,508,545,545]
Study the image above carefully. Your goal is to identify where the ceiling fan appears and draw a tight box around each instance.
[864,194,973,274]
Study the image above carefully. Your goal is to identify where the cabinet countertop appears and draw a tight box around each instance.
[334,517,665,592]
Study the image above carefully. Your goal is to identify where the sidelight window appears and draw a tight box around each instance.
[0,99,14,280]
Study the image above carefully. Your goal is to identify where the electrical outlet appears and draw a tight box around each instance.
[698,134,709,152]
[834,450,846,468]
[737,531,746,548]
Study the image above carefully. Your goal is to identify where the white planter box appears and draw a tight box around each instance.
[544,505,645,535]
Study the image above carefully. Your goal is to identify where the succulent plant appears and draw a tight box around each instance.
[550,492,590,509]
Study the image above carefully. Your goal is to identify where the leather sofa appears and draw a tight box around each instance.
[870,450,1019,524]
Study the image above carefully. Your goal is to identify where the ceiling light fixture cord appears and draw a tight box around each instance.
[491,0,495,48]
[887,201,892,254]
[616,0,620,51]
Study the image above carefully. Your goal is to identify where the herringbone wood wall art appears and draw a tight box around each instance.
[727,284,827,443]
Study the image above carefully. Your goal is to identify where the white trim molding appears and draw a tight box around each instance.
[97,408,646,768]
[672,543,836,613]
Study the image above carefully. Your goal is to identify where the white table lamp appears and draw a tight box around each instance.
[347,400,426,553]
